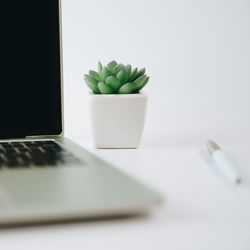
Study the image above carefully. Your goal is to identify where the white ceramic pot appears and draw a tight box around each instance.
[89,92,147,148]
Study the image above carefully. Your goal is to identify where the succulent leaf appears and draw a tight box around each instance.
[134,68,146,80]
[125,65,132,77]
[98,82,114,94]
[89,70,101,82]
[118,82,135,94]
[98,61,103,75]
[107,60,117,73]
[101,66,110,82]
[143,76,150,85]
[129,68,138,82]
[106,76,121,92]
[114,64,125,74]
[132,75,147,89]
[84,74,100,93]
[117,70,129,84]
[135,76,149,92]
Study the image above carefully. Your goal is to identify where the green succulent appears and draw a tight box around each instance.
[84,61,149,94]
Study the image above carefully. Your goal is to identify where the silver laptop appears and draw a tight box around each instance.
[0,0,161,225]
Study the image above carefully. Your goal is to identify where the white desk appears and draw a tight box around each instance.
[0,134,250,250]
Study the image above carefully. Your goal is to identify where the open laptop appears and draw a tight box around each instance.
[0,0,161,225]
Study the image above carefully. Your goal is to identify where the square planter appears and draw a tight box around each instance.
[89,92,147,148]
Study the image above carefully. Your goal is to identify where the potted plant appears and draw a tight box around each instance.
[84,61,149,148]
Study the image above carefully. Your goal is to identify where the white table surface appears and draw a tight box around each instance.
[0,134,249,250]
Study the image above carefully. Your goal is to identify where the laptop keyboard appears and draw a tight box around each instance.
[0,140,82,168]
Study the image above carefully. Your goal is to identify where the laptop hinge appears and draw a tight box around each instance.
[0,135,26,140]
[25,135,61,139]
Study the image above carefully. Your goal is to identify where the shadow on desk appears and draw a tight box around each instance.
[0,212,150,231]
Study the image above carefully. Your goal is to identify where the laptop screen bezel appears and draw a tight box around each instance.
[54,0,64,137]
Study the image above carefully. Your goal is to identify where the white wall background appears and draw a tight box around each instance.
[61,0,250,139]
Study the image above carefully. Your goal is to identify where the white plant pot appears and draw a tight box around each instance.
[89,92,147,148]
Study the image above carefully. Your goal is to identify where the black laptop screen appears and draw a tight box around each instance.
[0,0,62,139]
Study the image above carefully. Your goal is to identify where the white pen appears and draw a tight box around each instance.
[206,140,241,184]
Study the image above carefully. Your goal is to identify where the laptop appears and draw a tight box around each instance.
[0,0,161,225]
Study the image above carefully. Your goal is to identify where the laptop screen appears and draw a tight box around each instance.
[0,0,62,139]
